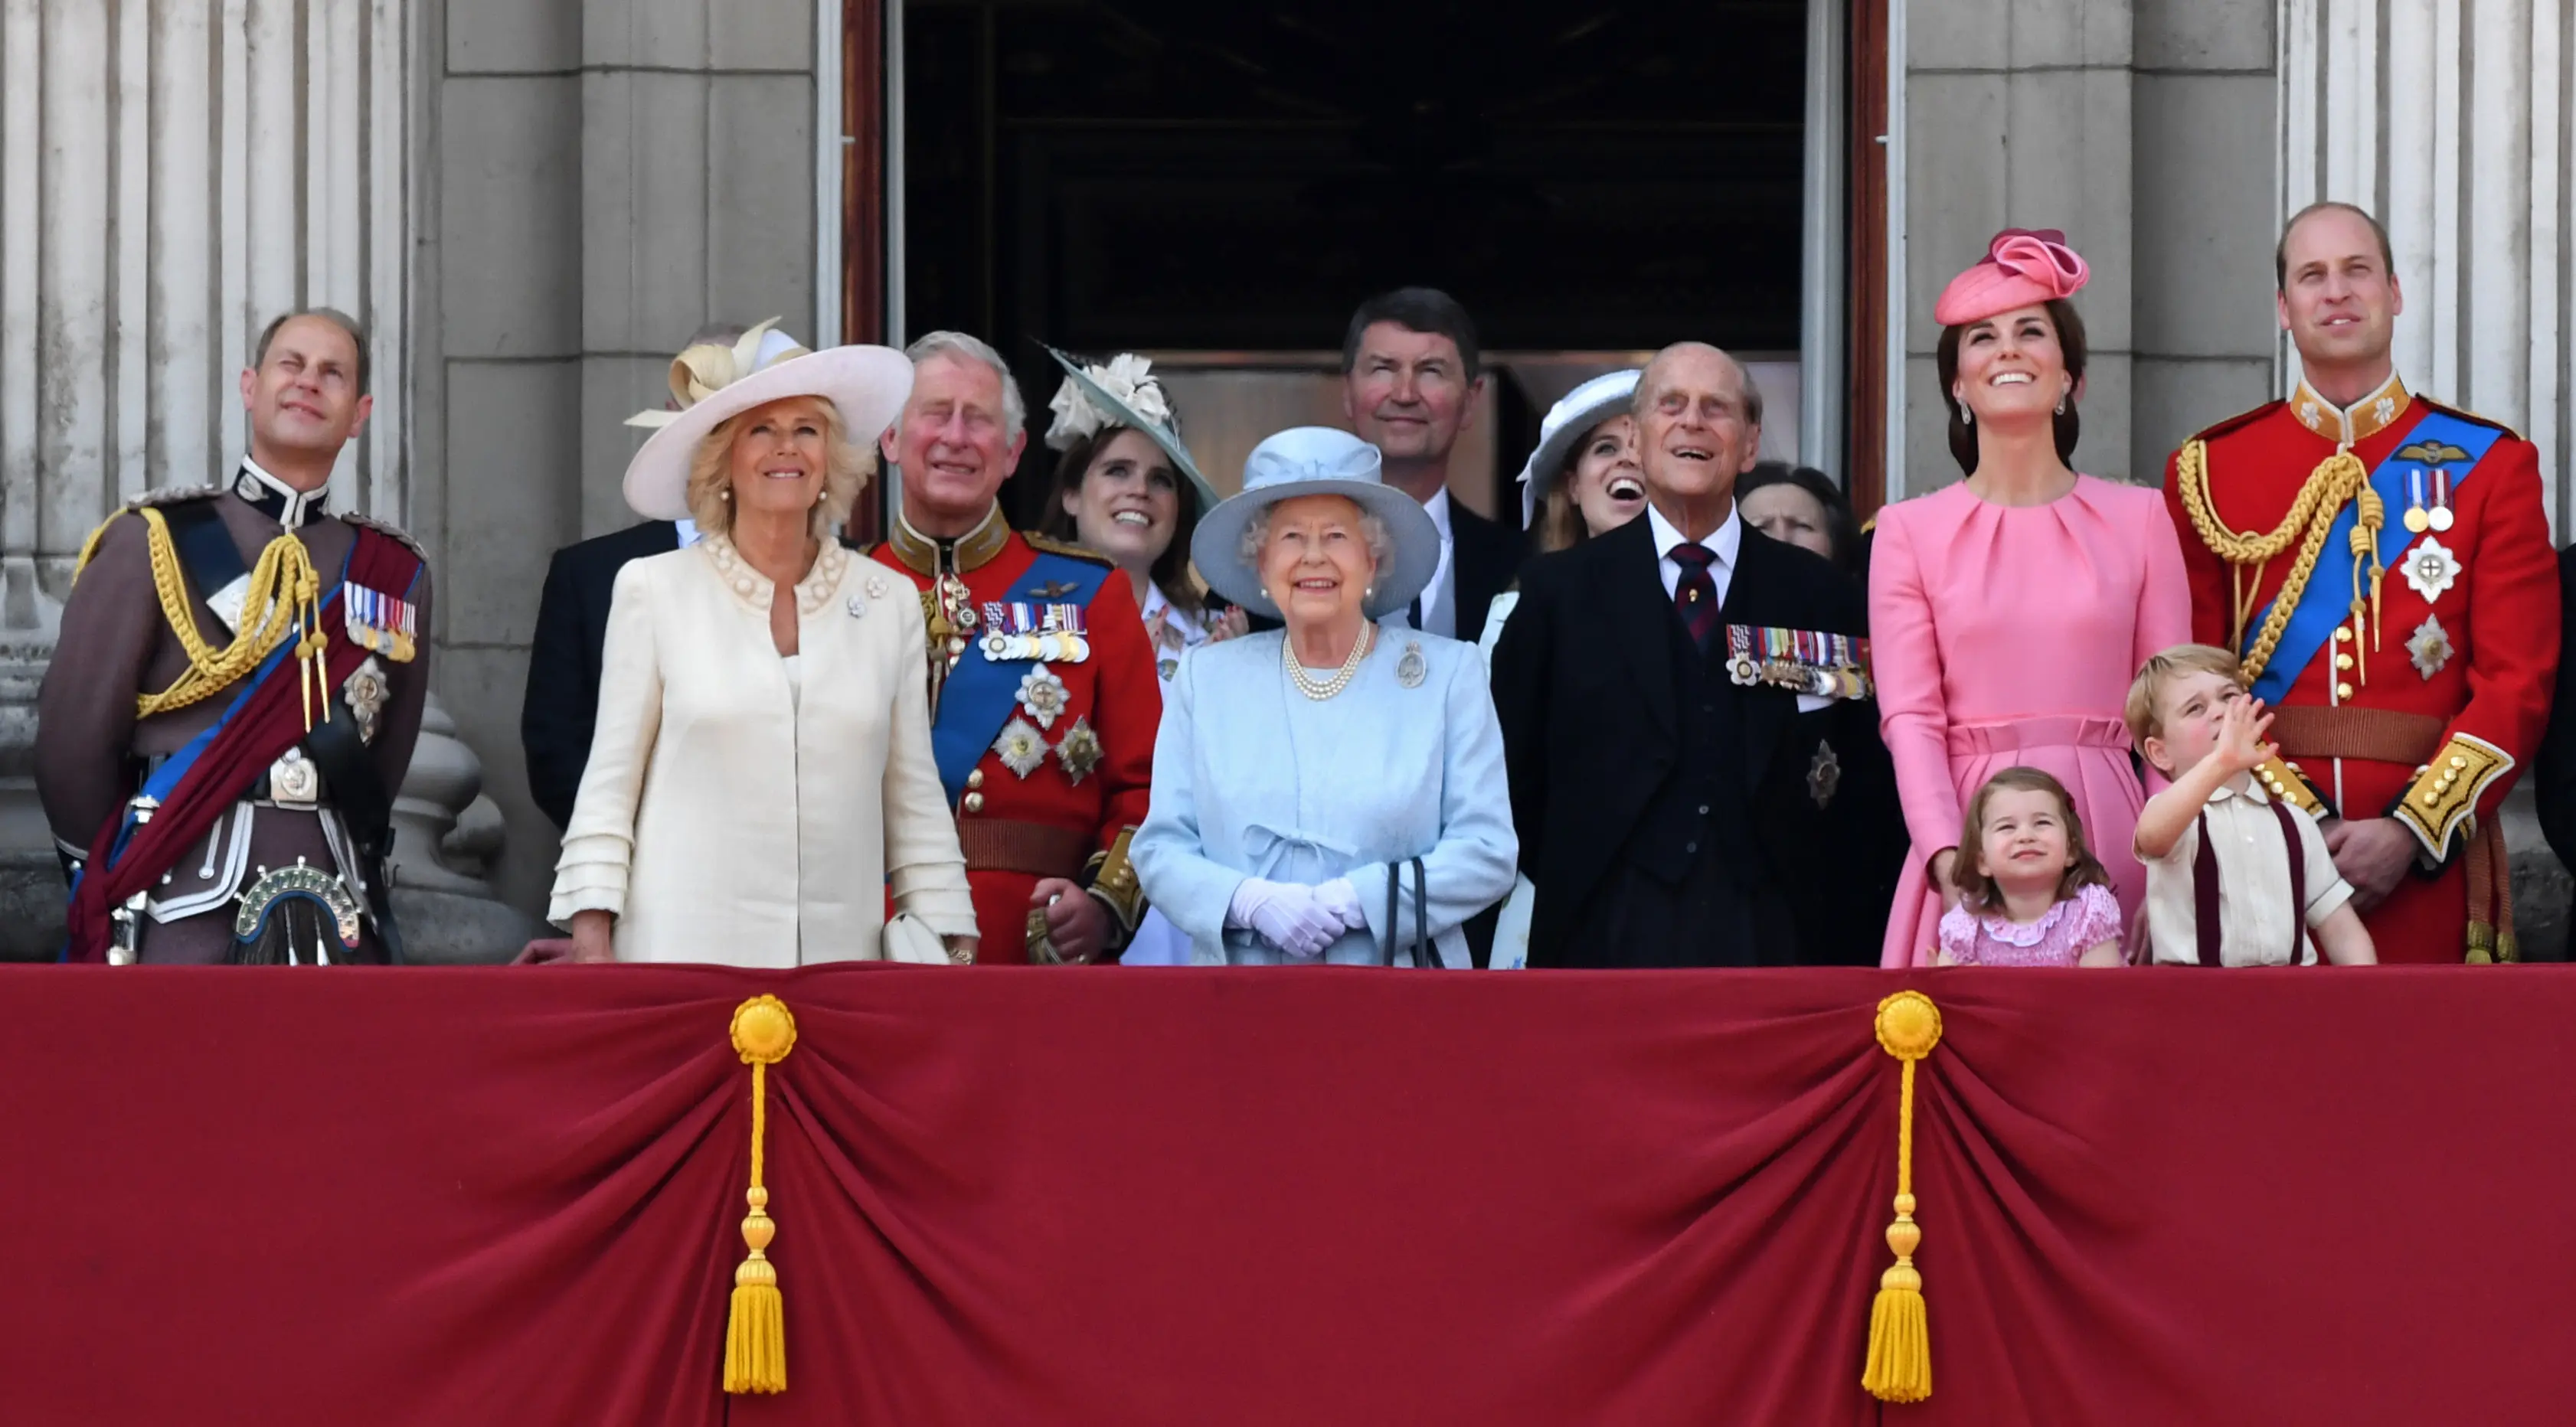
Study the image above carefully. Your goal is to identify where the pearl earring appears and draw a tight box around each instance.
[2056,393,2069,416]
[719,488,732,501]
[1960,406,1973,427]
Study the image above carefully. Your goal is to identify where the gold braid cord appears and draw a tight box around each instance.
[2173,439,2377,686]
[74,508,324,720]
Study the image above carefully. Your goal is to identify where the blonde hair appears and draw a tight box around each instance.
[685,396,875,540]
[2125,644,2244,746]
[1952,766,2112,913]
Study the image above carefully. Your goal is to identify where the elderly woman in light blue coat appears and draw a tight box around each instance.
[1133,426,1516,966]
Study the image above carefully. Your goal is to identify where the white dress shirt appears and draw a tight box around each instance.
[675,517,702,548]
[1411,488,1458,638]
[1646,500,1741,606]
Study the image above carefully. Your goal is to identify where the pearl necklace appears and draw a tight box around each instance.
[1284,623,1376,700]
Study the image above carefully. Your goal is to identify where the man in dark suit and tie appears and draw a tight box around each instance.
[1489,341,1894,968]
[1339,287,1522,644]
[519,322,741,827]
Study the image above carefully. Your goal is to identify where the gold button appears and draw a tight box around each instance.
[2336,682,2354,700]
[967,769,985,789]
[2335,653,2354,671]
[2334,626,2352,643]
[2423,790,2439,805]
[2450,755,2468,769]
[963,792,985,813]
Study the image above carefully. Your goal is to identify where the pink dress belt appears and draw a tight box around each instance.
[1944,716,2131,756]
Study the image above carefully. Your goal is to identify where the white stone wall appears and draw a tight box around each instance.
[2280,0,2576,533]
[0,0,414,631]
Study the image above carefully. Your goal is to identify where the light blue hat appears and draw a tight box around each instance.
[1189,426,1443,621]
[1516,368,1641,527]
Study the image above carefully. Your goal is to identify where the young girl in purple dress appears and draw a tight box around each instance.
[1935,767,2125,968]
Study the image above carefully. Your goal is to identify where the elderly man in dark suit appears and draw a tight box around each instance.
[519,322,743,827]
[1489,341,1898,968]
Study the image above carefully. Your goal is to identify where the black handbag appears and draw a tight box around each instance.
[1380,857,1433,968]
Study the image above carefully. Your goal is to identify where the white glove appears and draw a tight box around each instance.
[1228,878,1342,958]
[1313,877,1366,933]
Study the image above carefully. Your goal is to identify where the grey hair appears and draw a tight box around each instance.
[1635,342,1764,427]
[903,330,1025,442]
[1237,498,1394,605]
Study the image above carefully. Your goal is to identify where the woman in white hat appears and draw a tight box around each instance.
[1132,427,1516,966]
[548,326,979,966]
[1474,369,1643,968]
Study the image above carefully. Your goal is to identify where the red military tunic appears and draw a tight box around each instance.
[2162,374,2559,962]
[871,504,1160,962]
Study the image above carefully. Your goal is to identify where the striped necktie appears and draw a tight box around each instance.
[1670,542,1719,652]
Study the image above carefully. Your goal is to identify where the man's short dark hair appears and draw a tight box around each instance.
[2276,201,2395,292]
[1340,287,1482,378]
[253,307,370,395]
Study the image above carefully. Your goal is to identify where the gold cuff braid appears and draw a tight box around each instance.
[2392,733,2512,864]
[2253,756,2328,818]
[1084,826,1145,934]
[2173,439,2381,685]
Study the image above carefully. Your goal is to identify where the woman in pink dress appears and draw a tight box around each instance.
[1872,230,2192,965]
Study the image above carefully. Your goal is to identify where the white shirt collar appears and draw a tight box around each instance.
[234,454,328,527]
[1646,500,1741,572]
[1421,485,1455,539]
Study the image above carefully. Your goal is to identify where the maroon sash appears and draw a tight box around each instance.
[2190,798,2310,967]
[64,527,423,962]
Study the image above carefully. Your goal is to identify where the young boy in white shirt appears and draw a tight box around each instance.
[2127,645,2378,967]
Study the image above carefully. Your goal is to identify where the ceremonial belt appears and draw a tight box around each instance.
[2261,704,2516,962]
[2267,706,2443,766]
[162,504,404,961]
[955,818,1090,880]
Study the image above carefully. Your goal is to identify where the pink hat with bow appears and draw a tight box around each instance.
[1933,229,2090,327]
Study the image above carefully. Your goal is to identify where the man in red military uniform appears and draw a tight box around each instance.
[2163,202,2559,962]
[871,331,1159,962]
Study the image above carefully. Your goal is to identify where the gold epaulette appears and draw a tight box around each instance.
[2392,733,2512,864]
[2254,756,2329,818]
[1022,531,1115,567]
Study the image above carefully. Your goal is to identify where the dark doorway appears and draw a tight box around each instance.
[899,0,1810,515]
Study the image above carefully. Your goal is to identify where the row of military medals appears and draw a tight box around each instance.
[1724,626,1872,700]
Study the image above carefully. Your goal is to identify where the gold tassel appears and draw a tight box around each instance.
[1862,990,1943,1404]
[725,995,798,1396]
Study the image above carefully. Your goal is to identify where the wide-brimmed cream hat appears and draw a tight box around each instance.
[1516,368,1640,527]
[1190,426,1440,621]
[619,318,915,521]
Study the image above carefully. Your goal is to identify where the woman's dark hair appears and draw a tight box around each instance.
[1737,461,1861,571]
[1038,425,1205,616]
[1934,296,2087,477]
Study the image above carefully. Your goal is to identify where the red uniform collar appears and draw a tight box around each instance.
[887,502,1010,576]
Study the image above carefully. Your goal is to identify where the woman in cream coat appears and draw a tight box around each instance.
[550,326,978,965]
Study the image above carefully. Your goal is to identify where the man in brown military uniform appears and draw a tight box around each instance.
[38,309,434,964]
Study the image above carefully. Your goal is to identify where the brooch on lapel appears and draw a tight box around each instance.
[1808,740,1842,809]
[1054,717,1103,783]
[1725,625,1872,700]
[1017,666,1069,729]
[845,594,868,619]
[1396,639,1427,689]
[993,718,1048,779]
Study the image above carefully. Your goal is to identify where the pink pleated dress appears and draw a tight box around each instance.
[1869,475,2192,966]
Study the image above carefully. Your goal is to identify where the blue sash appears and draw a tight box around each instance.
[930,550,1110,805]
[2244,409,2502,703]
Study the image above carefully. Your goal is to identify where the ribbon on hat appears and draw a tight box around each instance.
[1981,229,2088,299]
[1245,436,1380,488]
[624,318,812,429]
[1044,353,1176,451]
